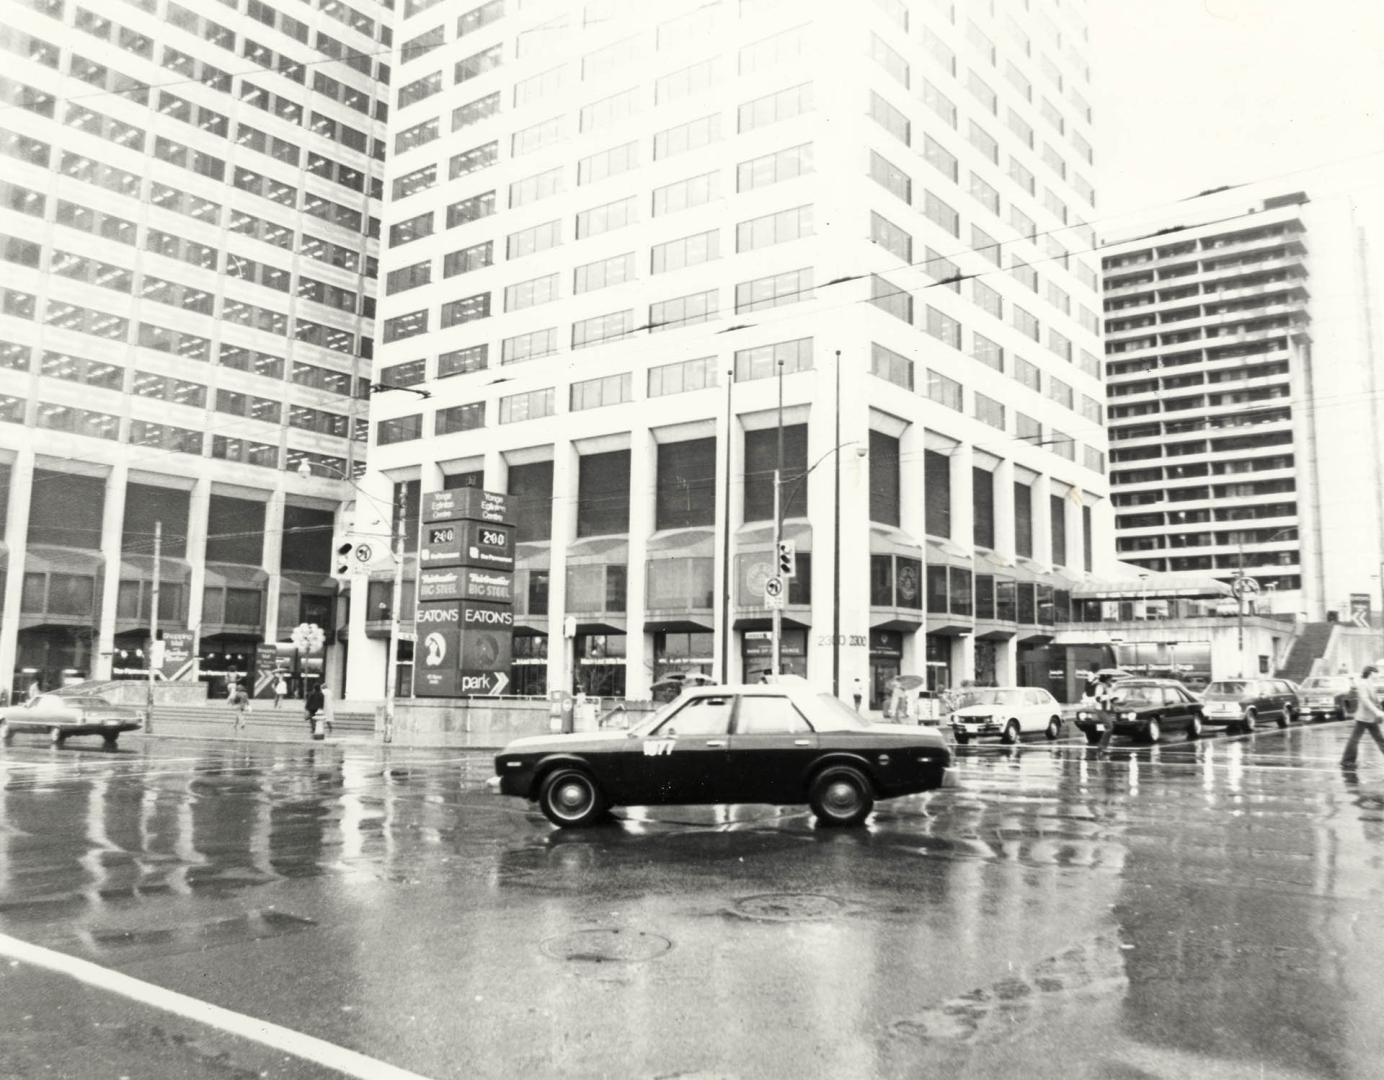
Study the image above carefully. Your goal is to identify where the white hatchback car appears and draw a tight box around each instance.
[949,687,1065,744]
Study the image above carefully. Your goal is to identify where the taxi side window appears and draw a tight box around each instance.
[654,696,733,736]
[734,695,812,735]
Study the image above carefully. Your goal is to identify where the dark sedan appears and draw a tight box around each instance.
[488,677,955,827]
[1200,678,1300,732]
[0,694,145,748]
[1072,679,1205,745]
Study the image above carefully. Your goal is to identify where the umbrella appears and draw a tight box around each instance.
[888,675,927,691]
[1093,668,1133,680]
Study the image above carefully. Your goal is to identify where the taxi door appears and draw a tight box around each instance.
[624,694,734,805]
[725,694,818,804]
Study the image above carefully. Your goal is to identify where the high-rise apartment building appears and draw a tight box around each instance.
[0,0,390,696]
[359,0,1109,707]
[1102,189,1384,623]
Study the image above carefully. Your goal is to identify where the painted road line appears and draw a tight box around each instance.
[0,933,438,1080]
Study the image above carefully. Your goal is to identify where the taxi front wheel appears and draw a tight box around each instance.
[538,768,607,828]
[809,765,874,827]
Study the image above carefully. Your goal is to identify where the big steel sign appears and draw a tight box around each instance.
[413,489,515,698]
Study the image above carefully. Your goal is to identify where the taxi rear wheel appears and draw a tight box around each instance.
[1084,729,1103,746]
[809,765,874,827]
[1001,720,1021,745]
[538,768,607,828]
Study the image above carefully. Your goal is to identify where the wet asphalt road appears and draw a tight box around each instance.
[2,721,1384,1080]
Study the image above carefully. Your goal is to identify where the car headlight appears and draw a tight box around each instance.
[1077,711,1091,721]
[1122,711,1137,722]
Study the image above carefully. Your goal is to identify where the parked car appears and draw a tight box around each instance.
[1072,679,1205,745]
[1297,675,1357,721]
[0,694,144,748]
[488,676,955,827]
[949,687,1064,744]
[1200,678,1300,733]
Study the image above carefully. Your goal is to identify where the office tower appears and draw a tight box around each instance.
[1102,188,1384,624]
[0,0,390,696]
[360,0,1108,706]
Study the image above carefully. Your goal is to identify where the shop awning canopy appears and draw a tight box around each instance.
[644,616,715,634]
[202,563,269,588]
[646,526,715,557]
[280,569,338,591]
[566,536,629,564]
[733,614,811,631]
[925,538,972,570]
[870,524,923,558]
[1073,571,1233,600]
[119,555,192,582]
[24,546,105,575]
[870,615,923,633]
[736,519,812,548]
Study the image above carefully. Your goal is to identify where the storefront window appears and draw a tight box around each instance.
[949,567,972,616]
[975,574,995,619]
[896,557,921,609]
[926,565,948,613]
[870,555,892,607]
[1037,584,1054,625]
[741,628,806,681]
[1017,582,1036,624]
[868,629,902,709]
[925,633,951,692]
[511,632,547,695]
[576,633,625,697]
[1054,589,1071,622]
[654,631,713,680]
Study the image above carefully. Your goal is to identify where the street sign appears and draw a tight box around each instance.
[459,669,510,696]
[421,488,508,525]
[764,575,785,609]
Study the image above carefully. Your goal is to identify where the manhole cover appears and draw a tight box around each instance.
[541,928,672,963]
[730,893,845,922]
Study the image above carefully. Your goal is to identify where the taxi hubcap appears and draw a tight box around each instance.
[824,781,860,812]
[555,781,591,813]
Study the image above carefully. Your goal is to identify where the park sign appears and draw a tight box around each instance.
[413,488,516,698]
[421,488,508,525]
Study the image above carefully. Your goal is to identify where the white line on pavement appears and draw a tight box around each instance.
[0,933,439,1080]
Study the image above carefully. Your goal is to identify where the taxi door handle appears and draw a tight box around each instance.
[705,739,726,747]
[794,739,811,746]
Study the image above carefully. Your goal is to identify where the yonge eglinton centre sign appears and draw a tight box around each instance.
[414,489,515,697]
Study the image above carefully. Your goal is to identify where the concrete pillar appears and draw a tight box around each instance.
[483,447,507,494]
[952,635,975,685]
[624,427,654,698]
[898,422,925,539]
[996,635,1019,685]
[546,439,578,696]
[994,459,1016,559]
[262,489,286,645]
[94,463,129,681]
[0,449,34,699]
[185,478,210,636]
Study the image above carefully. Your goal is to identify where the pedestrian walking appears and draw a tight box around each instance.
[228,682,250,730]
[1094,674,1119,751]
[851,676,864,712]
[304,684,326,739]
[272,674,288,709]
[1340,665,1384,767]
[321,683,334,736]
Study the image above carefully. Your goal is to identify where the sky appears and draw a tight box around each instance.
[1091,0,1384,226]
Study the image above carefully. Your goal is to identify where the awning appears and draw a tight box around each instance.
[1018,632,1055,645]
[926,617,973,636]
[925,538,973,570]
[734,614,811,631]
[512,616,549,635]
[736,520,812,548]
[280,569,338,591]
[24,546,105,574]
[566,536,629,564]
[974,623,1016,641]
[573,618,627,636]
[119,555,192,582]
[203,563,269,588]
[870,614,923,633]
[870,524,924,558]
[645,526,715,557]
[1073,571,1233,600]
[644,615,716,634]
[515,541,551,570]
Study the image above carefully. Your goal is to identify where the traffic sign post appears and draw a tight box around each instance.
[764,575,785,610]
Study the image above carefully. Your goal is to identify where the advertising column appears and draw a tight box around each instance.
[414,490,515,697]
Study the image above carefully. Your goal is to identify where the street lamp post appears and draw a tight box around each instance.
[771,358,784,676]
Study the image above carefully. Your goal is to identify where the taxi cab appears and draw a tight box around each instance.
[489,677,955,827]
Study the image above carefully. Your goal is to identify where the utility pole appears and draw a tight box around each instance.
[1236,546,1246,678]
[383,485,406,743]
[771,358,784,678]
[832,349,842,698]
[720,368,733,684]
[146,521,160,733]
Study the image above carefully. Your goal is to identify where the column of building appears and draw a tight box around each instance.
[624,426,655,699]
[93,464,129,681]
[0,449,35,698]
[948,443,976,685]
[544,441,578,696]
[993,458,1018,684]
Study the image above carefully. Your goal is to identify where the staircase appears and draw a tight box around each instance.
[151,704,378,737]
[1275,621,1335,682]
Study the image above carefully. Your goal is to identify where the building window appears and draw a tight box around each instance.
[738,143,813,192]
[441,293,491,328]
[925,306,961,349]
[501,329,557,365]
[577,450,631,536]
[974,392,1005,430]
[650,290,718,331]
[870,343,911,391]
[652,172,718,216]
[734,268,812,314]
[1014,482,1033,558]
[499,388,555,424]
[570,373,632,412]
[870,211,912,262]
[572,310,633,350]
[744,425,807,522]
[924,450,950,538]
[734,338,811,382]
[869,151,910,203]
[739,83,813,133]
[869,430,900,526]
[574,252,635,294]
[651,230,718,274]
[377,414,422,445]
[649,356,717,398]
[435,402,484,435]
